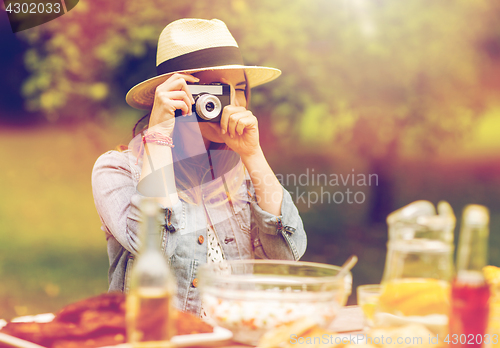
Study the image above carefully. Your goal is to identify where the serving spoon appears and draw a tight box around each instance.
[335,254,358,280]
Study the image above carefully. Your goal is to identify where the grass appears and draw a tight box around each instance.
[0,121,130,319]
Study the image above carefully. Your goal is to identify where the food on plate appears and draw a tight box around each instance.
[258,316,318,348]
[257,321,441,348]
[257,317,354,348]
[50,333,125,348]
[285,326,340,348]
[0,292,212,348]
[55,292,125,323]
[367,324,440,348]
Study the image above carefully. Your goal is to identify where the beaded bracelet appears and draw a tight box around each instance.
[142,132,174,147]
[135,132,174,164]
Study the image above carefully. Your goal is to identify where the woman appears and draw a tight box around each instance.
[92,18,307,315]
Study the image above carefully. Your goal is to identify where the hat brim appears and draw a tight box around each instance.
[125,65,281,110]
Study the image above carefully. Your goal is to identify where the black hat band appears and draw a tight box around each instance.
[156,46,244,76]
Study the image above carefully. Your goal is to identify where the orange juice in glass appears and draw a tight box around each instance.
[357,284,382,327]
[377,278,450,335]
[484,266,500,346]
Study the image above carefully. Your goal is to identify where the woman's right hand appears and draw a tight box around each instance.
[149,73,199,134]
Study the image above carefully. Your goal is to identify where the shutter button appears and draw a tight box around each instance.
[198,235,204,244]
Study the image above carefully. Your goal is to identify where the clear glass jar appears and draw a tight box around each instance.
[376,200,455,337]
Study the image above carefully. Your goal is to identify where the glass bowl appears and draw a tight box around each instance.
[197,260,352,345]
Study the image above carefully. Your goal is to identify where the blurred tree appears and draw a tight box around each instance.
[234,0,494,221]
[17,0,497,220]
[314,0,493,221]
[18,0,280,122]
[243,0,494,222]
[478,0,500,96]
[19,0,190,121]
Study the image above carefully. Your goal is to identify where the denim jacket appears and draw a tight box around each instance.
[92,149,307,315]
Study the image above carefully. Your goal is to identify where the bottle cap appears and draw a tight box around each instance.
[463,205,489,226]
[141,197,161,216]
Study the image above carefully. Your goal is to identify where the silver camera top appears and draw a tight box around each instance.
[175,83,231,123]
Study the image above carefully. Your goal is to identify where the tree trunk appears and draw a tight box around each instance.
[368,156,396,224]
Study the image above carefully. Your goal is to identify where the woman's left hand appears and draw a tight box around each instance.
[219,106,261,158]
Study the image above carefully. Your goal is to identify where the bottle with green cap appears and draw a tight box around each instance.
[126,197,177,346]
[449,204,491,347]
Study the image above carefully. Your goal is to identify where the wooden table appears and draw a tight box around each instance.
[0,307,365,348]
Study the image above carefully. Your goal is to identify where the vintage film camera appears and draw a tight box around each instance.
[175,83,231,122]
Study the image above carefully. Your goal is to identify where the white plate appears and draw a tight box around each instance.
[0,314,233,348]
[171,327,233,347]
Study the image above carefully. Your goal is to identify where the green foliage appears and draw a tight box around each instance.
[18,0,499,158]
[0,122,127,318]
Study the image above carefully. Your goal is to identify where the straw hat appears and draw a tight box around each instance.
[126,18,282,110]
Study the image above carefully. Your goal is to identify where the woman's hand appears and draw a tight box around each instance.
[219,106,261,158]
[149,73,199,134]
[220,106,283,215]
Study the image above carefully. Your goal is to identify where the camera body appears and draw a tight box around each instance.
[175,83,231,122]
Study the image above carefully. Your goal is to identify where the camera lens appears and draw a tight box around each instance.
[205,102,215,113]
[195,94,222,120]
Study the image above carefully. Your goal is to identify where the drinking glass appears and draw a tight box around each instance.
[357,284,382,328]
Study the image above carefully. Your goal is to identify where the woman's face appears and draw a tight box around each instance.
[192,69,248,145]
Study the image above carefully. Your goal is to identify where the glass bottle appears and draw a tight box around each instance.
[126,198,177,347]
[449,205,490,347]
